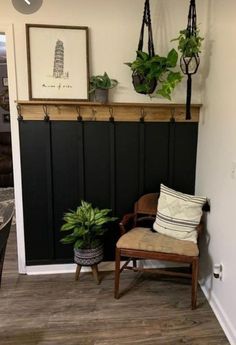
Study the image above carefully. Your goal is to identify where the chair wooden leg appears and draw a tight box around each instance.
[114,247,121,299]
[133,259,137,268]
[191,257,199,310]
[75,264,82,281]
[91,264,100,285]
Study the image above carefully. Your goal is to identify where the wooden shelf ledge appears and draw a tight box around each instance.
[16,101,201,122]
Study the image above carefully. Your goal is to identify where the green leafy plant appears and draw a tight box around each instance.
[172,28,204,57]
[89,72,118,93]
[125,49,182,100]
[60,201,117,250]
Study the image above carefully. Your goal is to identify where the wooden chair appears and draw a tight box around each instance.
[114,193,204,309]
[0,203,14,287]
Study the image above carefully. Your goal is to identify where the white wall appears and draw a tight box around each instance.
[0,0,208,103]
[196,1,236,344]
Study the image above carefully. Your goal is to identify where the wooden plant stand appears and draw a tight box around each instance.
[75,264,100,285]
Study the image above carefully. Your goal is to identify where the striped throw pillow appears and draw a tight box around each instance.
[153,184,206,243]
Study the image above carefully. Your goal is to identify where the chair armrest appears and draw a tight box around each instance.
[119,213,135,236]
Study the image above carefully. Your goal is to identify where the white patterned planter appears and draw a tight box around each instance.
[74,245,103,266]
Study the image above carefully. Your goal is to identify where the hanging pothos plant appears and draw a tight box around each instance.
[125,48,182,100]
[172,28,204,58]
[171,0,204,119]
[125,0,182,100]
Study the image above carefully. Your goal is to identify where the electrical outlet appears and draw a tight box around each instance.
[213,263,223,280]
[220,264,224,281]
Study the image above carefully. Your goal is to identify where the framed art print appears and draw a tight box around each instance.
[26,24,89,101]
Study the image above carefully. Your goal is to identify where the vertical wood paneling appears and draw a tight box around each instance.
[168,121,176,188]
[77,121,85,200]
[144,123,169,192]
[51,121,82,261]
[19,121,54,264]
[109,121,116,213]
[83,122,111,208]
[20,120,199,264]
[173,123,198,194]
[115,123,140,217]
[139,122,145,196]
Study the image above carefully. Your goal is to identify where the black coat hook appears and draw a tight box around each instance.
[17,104,23,121]
[43,105,50,121]
[76,106,82,121]
[109,107,114,122]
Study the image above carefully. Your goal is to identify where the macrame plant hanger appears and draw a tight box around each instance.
[132,0,157,94]
[180,0,200,120]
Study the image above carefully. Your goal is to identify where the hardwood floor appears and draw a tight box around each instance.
[0,226,230,345]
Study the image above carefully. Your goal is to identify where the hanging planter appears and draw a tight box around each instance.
[131,0,156,94]
[125,0,182,100]
[132,69,157,95]
[173,0,204,119]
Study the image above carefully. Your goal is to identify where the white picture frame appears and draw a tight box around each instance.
[26,24,89,101]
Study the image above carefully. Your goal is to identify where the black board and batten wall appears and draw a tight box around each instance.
[19,115,198,265]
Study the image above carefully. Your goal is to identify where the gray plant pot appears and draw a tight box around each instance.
[94,88,109,103]
[74,245,103,266]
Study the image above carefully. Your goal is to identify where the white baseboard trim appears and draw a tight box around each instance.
[200,284,236,345]
[25,260,186,275]
[25,261,116,275]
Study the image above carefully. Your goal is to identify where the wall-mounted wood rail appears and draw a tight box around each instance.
[16,101,201,122]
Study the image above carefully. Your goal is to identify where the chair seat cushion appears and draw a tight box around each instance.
[116,227,199,257]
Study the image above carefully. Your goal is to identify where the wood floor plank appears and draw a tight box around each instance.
[0,225,230,345]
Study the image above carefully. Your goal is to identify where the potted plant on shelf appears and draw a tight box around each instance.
[125,48,182,100]
[89,72,118,103]
[60,200,117,267]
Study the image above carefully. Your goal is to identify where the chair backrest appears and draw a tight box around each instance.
[134,193,159,227]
